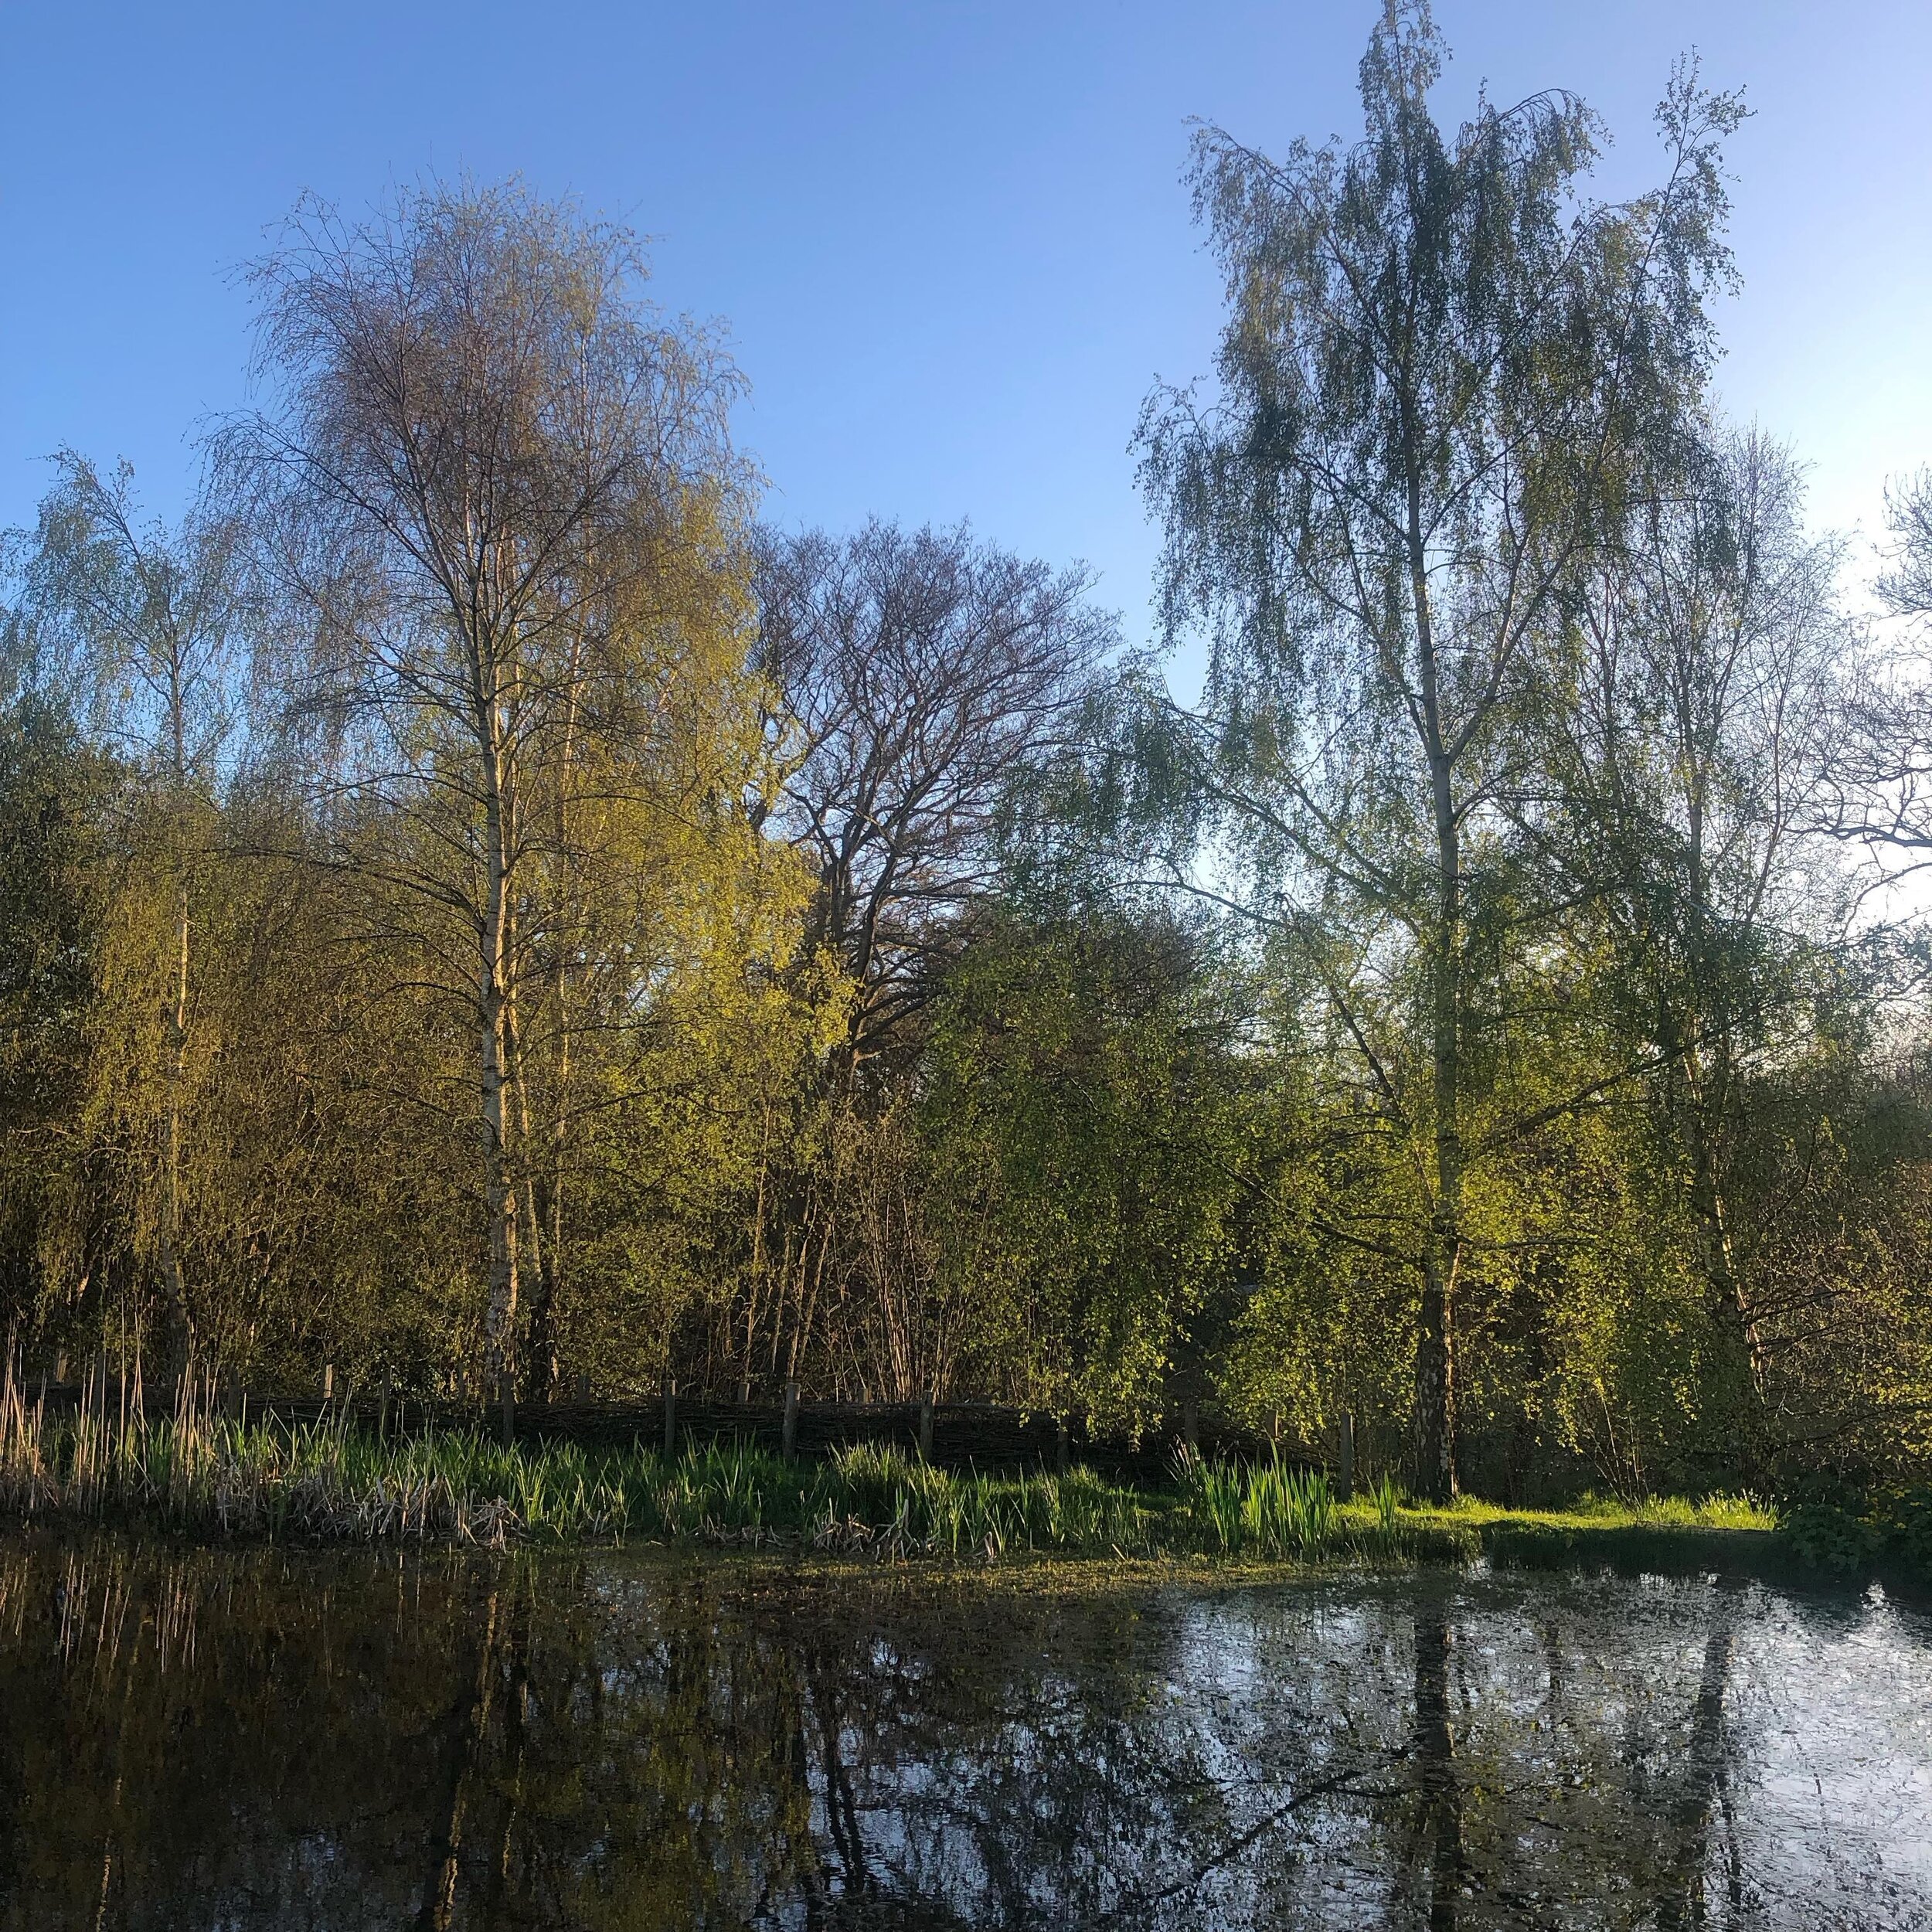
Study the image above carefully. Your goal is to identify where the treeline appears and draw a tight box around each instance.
[5,4,1932,1500]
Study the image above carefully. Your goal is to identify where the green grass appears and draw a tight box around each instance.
[1398,1489,1776,1533]
[0,1399,1824,1578]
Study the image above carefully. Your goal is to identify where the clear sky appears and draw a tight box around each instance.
[4,0,1929,689]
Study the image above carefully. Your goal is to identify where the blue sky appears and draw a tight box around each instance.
[4,1,1929,689]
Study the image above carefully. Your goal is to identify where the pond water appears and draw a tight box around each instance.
[0,1536,1927,1930]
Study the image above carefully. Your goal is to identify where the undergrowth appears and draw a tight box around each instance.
[0,1388,1415,1559]
[11,1375,1907,1574]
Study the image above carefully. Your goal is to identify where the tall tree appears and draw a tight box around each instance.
[1138,2,1740,1495]
[1542,428,1854,1413]
[4,455,247,1362]
[0,689,114,1346]
[747,522,1114,1393]
[230,180,750,1395]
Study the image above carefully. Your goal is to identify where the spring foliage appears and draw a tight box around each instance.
[2,13,1931,1501]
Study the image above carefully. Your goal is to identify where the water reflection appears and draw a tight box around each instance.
[0,1535,1926,1929]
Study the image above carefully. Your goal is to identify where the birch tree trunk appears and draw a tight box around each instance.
[156,656,196,1368]
[479,720,519,1393]
[1412,473,1462,1502]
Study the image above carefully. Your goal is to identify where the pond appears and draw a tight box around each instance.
[0,1535,1926,1929]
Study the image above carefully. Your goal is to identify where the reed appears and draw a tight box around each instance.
[0,1386,1323,1559]
[1172,1446,1367,1558]
[0,1389,1172,1554]
[0,1372,1790,1567]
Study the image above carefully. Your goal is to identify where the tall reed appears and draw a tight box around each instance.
[1,1380,1413,1563]
[1174,1446,1347,1557]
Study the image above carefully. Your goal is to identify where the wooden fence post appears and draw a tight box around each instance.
[662,1377,677,1458]
[321,1362,335,1403]
[917,1396,934,1461]
[782,1377,799,1460]
[573,1371,592,1405]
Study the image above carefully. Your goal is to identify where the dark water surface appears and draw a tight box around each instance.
[0,1535,1927,1930]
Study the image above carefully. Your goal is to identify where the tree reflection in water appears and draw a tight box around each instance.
[0,1537,1925,1930]
[1408,1587,1462,1931]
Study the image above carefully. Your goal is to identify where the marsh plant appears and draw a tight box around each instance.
[1172,1445,1345,1557]
[0,1367,1452,1561]
[0,1354,1825,1573]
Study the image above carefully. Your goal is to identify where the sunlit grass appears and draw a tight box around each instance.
[1409,1489,1777,1532]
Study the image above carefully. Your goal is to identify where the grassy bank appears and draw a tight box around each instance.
[0,1393,1828,1577]
[0,1403,1325,1557]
